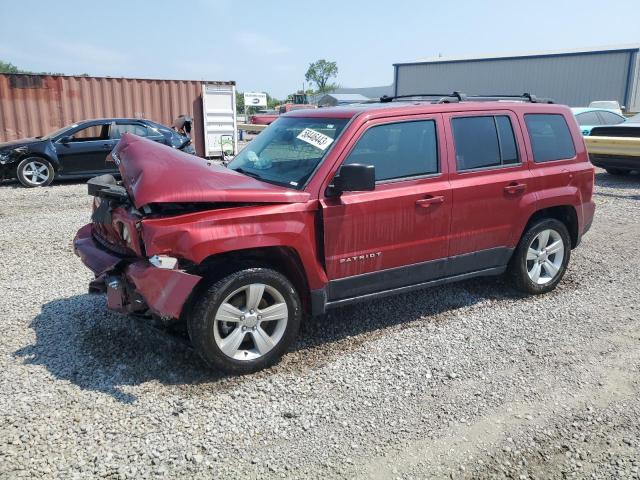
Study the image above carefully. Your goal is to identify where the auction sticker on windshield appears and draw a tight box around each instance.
[296,128,334,151]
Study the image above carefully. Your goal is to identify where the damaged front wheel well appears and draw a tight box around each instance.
[185,247,312,316]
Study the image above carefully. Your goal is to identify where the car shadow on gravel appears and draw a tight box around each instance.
[14,294,226,403]
[15,277,521,403]
[291,275,522,369]
[594,171,640,189]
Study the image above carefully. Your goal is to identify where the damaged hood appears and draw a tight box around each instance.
[112,133,310,209]
[0,137,44,151]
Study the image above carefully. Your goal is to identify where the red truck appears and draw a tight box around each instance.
[248,109,279,126]
[75,93,595,374]
[249,104,317,126]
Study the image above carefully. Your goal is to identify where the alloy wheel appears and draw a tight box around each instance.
[22,161,50,186]
[526,229,565,285]
[213,283,289,361]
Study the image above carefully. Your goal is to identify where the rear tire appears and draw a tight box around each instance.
[605,168,631,176]
[16,157,54,187]
[187,268,301,374]
[508,218,571,295]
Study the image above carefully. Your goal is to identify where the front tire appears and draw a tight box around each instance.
[508,219,571,295]
[16,157,54,187]
[187,268,302,374]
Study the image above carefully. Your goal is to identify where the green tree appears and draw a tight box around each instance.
[266,93,282,109]
[235,91,245,114]
[0,60,69,76]
[305,59,338,93]
[0,61,21,74]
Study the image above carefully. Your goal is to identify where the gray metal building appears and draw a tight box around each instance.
[394,45,640,112]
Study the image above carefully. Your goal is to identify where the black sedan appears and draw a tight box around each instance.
[0,118,193,187]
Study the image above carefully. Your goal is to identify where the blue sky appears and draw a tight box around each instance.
[1,0,639,99]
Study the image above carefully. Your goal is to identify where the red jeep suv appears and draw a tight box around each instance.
[74,93,595,374]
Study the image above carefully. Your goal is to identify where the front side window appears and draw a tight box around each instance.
[228,117,348,188]
[524,114,576,162]
[68,124,107,142]
[452,115,519,171]
[343,120,438,181]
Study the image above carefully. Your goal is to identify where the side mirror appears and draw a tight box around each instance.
[330,164,375,195]
[60,136,71,144]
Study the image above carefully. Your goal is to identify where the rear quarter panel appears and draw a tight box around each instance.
[516,106,595,237]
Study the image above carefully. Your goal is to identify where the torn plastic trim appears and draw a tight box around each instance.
[75,223,202,319]
[87,174,129,201]
[125,261,202,319]
[139,201,267,217]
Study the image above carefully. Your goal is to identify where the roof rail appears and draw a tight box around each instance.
[379,92,554,104]
[466,93,554,104]
[380,92,465,103]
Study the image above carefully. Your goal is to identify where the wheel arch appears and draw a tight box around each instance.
[16,153,58,173]
[523,205,579,248]
[189,246,312,315]
[15,151,60,167]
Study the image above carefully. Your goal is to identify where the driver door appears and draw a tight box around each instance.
[321,115,452,301]
[56,122,112,174]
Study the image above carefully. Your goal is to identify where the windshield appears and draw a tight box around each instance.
[40,124,78,140]
[228,116,349,188]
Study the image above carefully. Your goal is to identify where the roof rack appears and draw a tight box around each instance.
[379,92,554,104]
[379,92,465,103]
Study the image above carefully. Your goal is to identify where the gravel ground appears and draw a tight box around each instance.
[0,170,639,479]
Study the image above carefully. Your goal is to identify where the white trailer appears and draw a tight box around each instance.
[202,83,237,157]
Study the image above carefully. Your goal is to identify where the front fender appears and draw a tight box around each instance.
[140,202,327,290]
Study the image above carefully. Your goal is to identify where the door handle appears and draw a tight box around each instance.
[504,182,527,195]
[102,143,113,150]
[415,195,444,208]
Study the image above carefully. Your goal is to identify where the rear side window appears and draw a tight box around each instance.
[524,114,576,162]
[110,123,152,139]
[452,115,519,170]
[344,120,438,181]
[575,111,601,126]
[598,111,625,125]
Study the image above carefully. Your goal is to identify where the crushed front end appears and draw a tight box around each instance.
[73,174,201,320]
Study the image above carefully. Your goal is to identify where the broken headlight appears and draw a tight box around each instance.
[148,255,178,269]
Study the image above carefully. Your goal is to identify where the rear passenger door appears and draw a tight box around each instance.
[445,111,535,272]
[321,115,451,300]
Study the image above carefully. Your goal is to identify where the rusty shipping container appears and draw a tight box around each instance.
[0,74,236,157]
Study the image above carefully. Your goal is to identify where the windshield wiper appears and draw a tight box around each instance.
[233,167,264,181]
